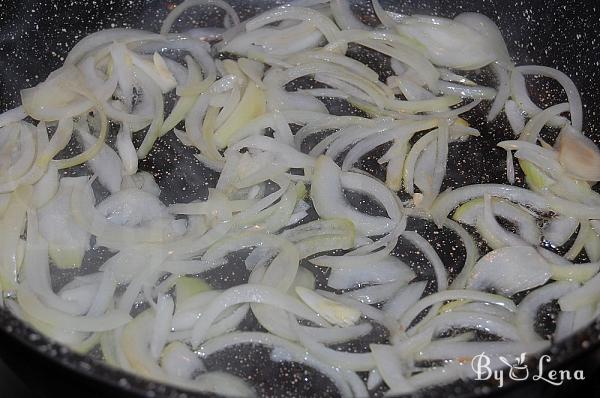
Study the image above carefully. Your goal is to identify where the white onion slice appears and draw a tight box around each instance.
[18,285,130,332]
[427,310,520,339]
[370,344,414,393]
[311,155,396,236]
[384,281,427,321]
[197,332,355,397]
[343,281,407,305]
[296,287,361,327]
[516,281,579,342]
[326,256,415,289]
[295,325,375,372]
[431,183,600,225]
[517,65,583,132]
[403,231,448,291]
[399,289,516,332]
[0,106,26,127]
[161,341,205,380]
[76,119,122,193]
[38,177,91,269]
[190,284,328,347]
[150,294,175,360]
[559,272,600,311]
[467,246,551,296]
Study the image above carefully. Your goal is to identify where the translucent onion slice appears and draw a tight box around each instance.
[20,66,94,121]
[327,256,415,290]
[343,280,408,304]
[31,165,59,209]
[296,286,361,327]
[467,246,552,296]
[516,281,579,342]
[421,310,520,340]
[431,183,600,225]
[65,29,164,65]
[403,231,448,291]
[396,15,499,70]
[161,341,205,380]
[24,209,90,315]
[71,183,184,247]
[38,177,91,269]
[54,109,109,170]
[383,281,427,321]
[150,294,175,360]
[543,215,579,247]
[190,284,328,347]
[245,6,340,44]
[0,123,36,184]
[0,106,26,128]
[311,155,396,236]
[369,344,415,394]
[295,324,376,372]
[18,285,131,332]
[475,194,530,249]
[399,290,516,332]
[559,272,600,311]
[75,118,122,193]
[197,332,355,397]
[516,65,583,132]
[160,0,240,35]
[505,99,526,135]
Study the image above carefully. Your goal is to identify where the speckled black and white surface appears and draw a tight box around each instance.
[1,1,600,397]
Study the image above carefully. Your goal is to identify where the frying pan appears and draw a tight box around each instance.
[1,0,600,397]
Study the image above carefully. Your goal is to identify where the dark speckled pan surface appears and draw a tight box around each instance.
[1,1,600,397]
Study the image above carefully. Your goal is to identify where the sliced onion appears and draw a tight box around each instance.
[343,280,408,305]
[71,183,184,248]
[296,286,361,327]
[150,294,175,359]
[475,194,530,249]
[160,0,240,35]
[328,257,415,290]
[505,99,526,135]
[403,231,448,291]
[295,324,375,372]
[369,344,415,394]
[517,65,583,132]
[161,341,205,380]
[245,6,340,44]
[31,164,59,209]
[396,15,499,70]
[399,289,516,332]
[0,106,26,127]
[311,155,396,236]
[431,183,600,225]
[516,281,579,342]
[467,246,551,296]
[384,281,427,321]
[421,310,520,340]
[75,118,122,192]
[559,272,600,311]
[18,284,130,332]
[38,177,91,269]
[190,284,328,347]
[330,0,369,30]
[197,332,355,397]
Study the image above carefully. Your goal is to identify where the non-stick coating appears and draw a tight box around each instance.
[1,1,600,397]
